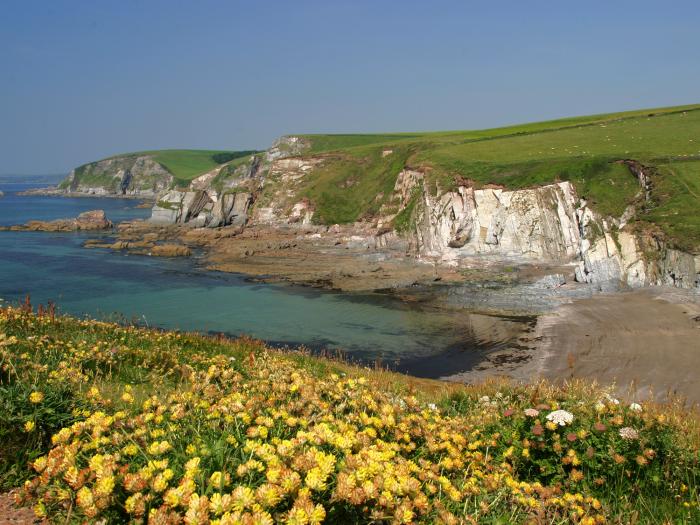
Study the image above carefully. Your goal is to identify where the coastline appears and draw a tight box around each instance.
[444,288,700,403]
[17,186,155,202]
[4,192,700,402]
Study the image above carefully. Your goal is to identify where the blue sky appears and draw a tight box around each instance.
[1,1,698,174]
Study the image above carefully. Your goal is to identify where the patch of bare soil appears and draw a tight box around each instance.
[0,491,43,524]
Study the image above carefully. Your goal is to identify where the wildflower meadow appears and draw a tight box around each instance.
[0,304,698,523]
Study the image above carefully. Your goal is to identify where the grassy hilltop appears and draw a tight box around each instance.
[291,104,700,252]
[65,149,256,190]
[62,104,700,252]
[1,305,699,523]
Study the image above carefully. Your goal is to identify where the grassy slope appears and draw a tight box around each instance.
[295,104,700,251]
[2,306,699,523]
[70,150,256,189]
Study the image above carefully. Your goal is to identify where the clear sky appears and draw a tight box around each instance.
[1,0,698,174]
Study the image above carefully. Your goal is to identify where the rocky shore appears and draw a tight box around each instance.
[18,186,155,201]
[0,209,113,232]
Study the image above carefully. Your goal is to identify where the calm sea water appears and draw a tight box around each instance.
[0,183,526,377]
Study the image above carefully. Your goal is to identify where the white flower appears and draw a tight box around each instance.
[524,408,540,417]
[619,427,639,440]
[594,402,606,412]
[478,396,491,404]
[546,410,574,426]
[427,403,437,411]
[629,403,642,412]
[605,394,620,405]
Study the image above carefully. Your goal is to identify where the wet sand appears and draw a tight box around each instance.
[446,288,700,404]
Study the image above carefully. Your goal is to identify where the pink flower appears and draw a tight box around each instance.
[524,408,540,417]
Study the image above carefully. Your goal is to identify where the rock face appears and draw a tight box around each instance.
[151,190,253,228]
[382,170,698,288]
[150,244,191,257]
[62,156,173,197]
[3,210,113,232]
[395,172,581,263]
[139,137,698,290]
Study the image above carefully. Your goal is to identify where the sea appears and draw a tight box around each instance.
[0,182,527,378]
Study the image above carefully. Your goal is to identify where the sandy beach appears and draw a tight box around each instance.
[446,288,700,404]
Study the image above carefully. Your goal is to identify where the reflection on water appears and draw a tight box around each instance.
[0,185,530,377]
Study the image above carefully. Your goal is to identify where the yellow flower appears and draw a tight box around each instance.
[29,391,44,404]
[123,443,139,456]
[24,420,36,432]
[121,392,134,403]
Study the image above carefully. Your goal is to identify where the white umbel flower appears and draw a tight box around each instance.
[546,410,574,426]
[619,427,639,440]
[629,402,642,412]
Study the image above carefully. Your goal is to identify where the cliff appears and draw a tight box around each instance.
[57,149,256,197]
[63,105,700,289]
[141,106,699,289]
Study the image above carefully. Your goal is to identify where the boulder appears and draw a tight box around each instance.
[3,209,113,232]
[74,210,113,230]
[151,191,185,223]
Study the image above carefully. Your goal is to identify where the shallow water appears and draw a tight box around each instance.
[0,183,528,377]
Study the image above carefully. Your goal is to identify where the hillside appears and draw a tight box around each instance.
[288,104,700,252]
[2,305,699,523]
[60,149,256,195]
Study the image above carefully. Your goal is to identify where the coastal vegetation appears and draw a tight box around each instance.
[2,303,698,523]
[58,104,700,252]
[145,150,254,185]
[296,104,700,251]
[66,150,256,191]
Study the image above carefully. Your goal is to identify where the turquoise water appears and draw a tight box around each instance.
[0,183,526,377]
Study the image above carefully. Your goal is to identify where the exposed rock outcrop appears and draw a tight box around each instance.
[2,210,113,232]
[151,190,253,228]
[384,170,698,289]
[150,244,191,257]
[62,156,173,197]
[134,137,698,291]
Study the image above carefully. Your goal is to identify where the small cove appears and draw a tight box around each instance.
[0,183,531,378]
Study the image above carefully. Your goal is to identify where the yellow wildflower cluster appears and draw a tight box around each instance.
[20,354,605,524]
[2,306,698,523]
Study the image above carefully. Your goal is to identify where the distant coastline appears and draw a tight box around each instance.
[0,174,66,185]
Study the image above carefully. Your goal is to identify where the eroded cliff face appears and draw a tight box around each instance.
[378,170,698,288]
[385,171,581,263]
[145,138,698,289]
[151,190,253,228]
[64,156,173,197]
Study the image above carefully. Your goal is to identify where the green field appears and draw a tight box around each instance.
[123,149,255,186]
[294,104,700,251]
[67,149,257,190]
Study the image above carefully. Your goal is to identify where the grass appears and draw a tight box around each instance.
[642,160,700,252]
[143,150,253,186]
[2,304,700,523]
[70,150,257,190]
[291,104,700,251]
[297,145,414,224]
